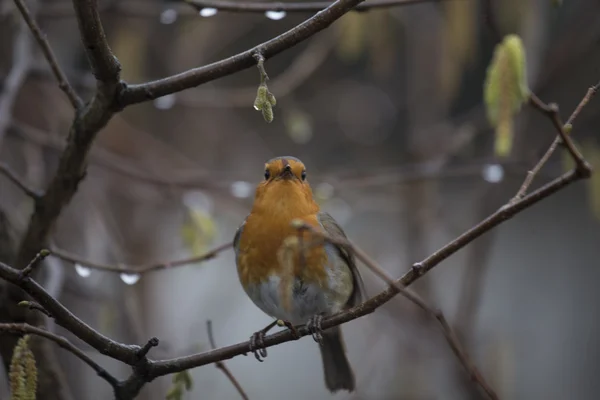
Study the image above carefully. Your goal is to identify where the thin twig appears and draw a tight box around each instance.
[19,249,49,278]
[254,53,268,84]
[0,323,119,387]
[17,300,53,318]
[294,223,499,400]
[512,83,598,200]
[206,321,250,400]
[12,0,82,109]
[136,337,160,358]
[0,16,32,147]
[186,0,440,13]
[48,242,232,273]
[528,94,587,170]
[0,162,43,199]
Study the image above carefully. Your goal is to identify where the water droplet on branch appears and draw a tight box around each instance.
[199,8,218,17]
[75,264,91,278]
[120,273,141,285]
[265,10,287,20]
[154,94,176,110]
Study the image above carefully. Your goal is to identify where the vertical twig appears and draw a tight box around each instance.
[206,321,250,400]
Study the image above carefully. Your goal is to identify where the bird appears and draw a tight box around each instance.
[233,156,366,393]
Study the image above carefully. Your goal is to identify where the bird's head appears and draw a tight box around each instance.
[251,156,319,215]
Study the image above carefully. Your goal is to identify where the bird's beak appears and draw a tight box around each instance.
[279,165,295,180]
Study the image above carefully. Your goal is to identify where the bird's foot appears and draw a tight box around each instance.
[278,319,301,339]
[249,320,277,362]
[249,331,268,362]
[306,314,324,344]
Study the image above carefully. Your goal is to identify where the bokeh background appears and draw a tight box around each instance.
[1,0,600,399]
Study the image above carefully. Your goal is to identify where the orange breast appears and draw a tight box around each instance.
[237,213,328,287]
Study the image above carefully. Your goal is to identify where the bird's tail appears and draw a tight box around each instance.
[319,325,355,392]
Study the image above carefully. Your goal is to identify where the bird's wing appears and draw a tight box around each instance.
[317,212,366,307]
[232,216,248,259]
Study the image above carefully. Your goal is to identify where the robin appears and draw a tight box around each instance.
[233,156,365,393]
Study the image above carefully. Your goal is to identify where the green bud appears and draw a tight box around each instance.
[267,91,277,106]
[564,123,572,135]
[262,103,274,123]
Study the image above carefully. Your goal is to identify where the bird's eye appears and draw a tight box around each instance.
[264,169,270,180]
[301,170,306,181]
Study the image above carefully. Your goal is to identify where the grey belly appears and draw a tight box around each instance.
[244,275,332,325]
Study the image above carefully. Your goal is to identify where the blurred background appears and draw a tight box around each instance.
[1,0,600,399]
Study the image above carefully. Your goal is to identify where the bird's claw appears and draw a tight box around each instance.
[280,320,301,339]
[306,314,324,344]
[249,331,268,362]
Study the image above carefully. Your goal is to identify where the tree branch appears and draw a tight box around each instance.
[47,242,232,274]
[120,0,369,105]
[513,82,599,200]
[14,0,122,270]
[71,0,120,87]
[12,0,82,109]
[0,15,32,146]
[186,0,439,13]
[293,223,499,400]
[0,260,144,366]
[0,323,119,388]
[0,162,43,199]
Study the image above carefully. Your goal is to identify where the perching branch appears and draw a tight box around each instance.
[186,0,439,14]
[206,321,249,400]
[293,223,498,400]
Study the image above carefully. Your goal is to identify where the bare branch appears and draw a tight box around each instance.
[186,0,439,13]
[15,0,123,270]
[121,0,371,105]
[47,242,232,274]
[0,162,43,199]
[207,321,249,400]
[19,249,49,279]
[0,17,32,146]
[294,223,499,400]
[71,0,120,86]
[17,300,53,318]
[12,0,82,109]
[513,82,599,200]
[0,260,143,366]
[0,323,119,387]
[528,93,588,171]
